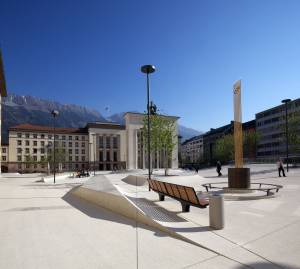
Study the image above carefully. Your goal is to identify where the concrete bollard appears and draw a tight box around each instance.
[209,193,224,230]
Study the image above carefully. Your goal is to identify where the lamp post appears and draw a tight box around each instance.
[141,65,156,187]
[51,110,59,183]
[281,99,291,172]
[92,134,96,176]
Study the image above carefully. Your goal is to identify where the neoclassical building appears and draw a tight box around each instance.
[3,112,179,172]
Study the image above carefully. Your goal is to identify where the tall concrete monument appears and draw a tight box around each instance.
[0,50,8,174]
[228,80,250,188]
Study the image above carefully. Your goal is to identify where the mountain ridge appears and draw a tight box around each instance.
[1,93,202,143]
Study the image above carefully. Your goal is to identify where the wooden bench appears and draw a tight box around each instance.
[148,178,209,212]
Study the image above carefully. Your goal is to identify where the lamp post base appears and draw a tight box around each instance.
[228,168,250,189]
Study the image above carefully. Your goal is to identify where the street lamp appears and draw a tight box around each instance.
[141,65,156,187]
[51,110,59,183]
[281,99,291,172]
[92,134,96,176]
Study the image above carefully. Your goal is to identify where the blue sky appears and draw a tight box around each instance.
[1,0,300,131]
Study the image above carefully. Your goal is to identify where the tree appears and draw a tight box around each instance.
[243,131,260,160]
[142,114,177,176]
[44,147,68,173]
[214,134,234,163]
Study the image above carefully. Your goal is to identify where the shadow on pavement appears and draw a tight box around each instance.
[235,262,299,269]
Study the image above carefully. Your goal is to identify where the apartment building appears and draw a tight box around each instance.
[2,112,179,173]
[256,98,300,161]
[181,135,204,164]
[203,120,256,164]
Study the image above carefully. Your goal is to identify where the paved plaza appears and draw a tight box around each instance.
[0,164,300,269]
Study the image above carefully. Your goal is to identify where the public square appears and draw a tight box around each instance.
[0,164,299,269]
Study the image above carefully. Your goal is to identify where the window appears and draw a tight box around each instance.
[69,149,72,154]
[41,164,45,168]
[55,135,59,139]
[41,156,45,161]
[33,148,37,154]
[40,148,45,154]
[25,140,30,146]
[62,135,66,140]
[17,148,22,154]
[82,156,85,161]
[2,156,6,161]
[75,149,79,154]
[81,149,85,154]
[18,164,22,169]
[113,151,118,162]
[75,136,79,140]
[25,133,30,138]
[2,148,6,153]
[69,142,72,147]
[17,133,22,138]
[17,156,22,162]
[41,141,45,146]
[75,142,79,147]
[113,137,118,148]
[33,134,37,138]
[33,156,37,161]
[106,137,111,148]
[34,164,37,169]
[81,142,85,147]
[69,136,72,140]
[33,141,37,146]
[54,141,59,147]
[25,148,29,154]
[99,136,103,148]
[106,151,110,161]
[75,156,79,161]
[100,151,103,161]
[17,140,22,146]
[25,164,30,168]
[41,134,45,139]
[62,142,66,147]
[69,156,72,161]
[48,134,52,139]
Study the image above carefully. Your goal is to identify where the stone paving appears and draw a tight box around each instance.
[0,164,299,269]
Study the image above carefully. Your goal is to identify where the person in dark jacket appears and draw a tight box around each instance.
[277,159,286,177]
[216,161,222,176]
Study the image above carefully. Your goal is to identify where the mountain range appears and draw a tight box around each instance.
[1,93,201,143]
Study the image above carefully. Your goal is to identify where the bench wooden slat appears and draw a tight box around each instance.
[148,179,154,190]
[184,186,199,205]
[165,182,174,196]
[158,181,167,194]
[177,185,188,201]
[171,184,181,200]
[151,180,159,192]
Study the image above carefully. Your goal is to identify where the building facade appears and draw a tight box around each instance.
[2,112,179,173]
[181,135,204,164]
[203,120,256,164]
[256,98,300,162]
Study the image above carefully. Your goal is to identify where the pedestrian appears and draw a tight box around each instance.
[277,159,286,177]
[216,161,222,176]
[195,166,199,173]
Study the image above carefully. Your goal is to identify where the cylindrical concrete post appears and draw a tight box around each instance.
[209,194,224,230]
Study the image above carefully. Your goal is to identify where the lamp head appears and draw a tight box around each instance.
[141,65,156,74]
[281,99,291,104]
[51,110,59,117]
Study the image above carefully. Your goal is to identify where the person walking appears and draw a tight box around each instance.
[216,161,222,176]
[277,159,286,177]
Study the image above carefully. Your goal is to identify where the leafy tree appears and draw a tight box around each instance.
[214,134,234,163]
[243,131,260,160]
[142,114,177,175]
